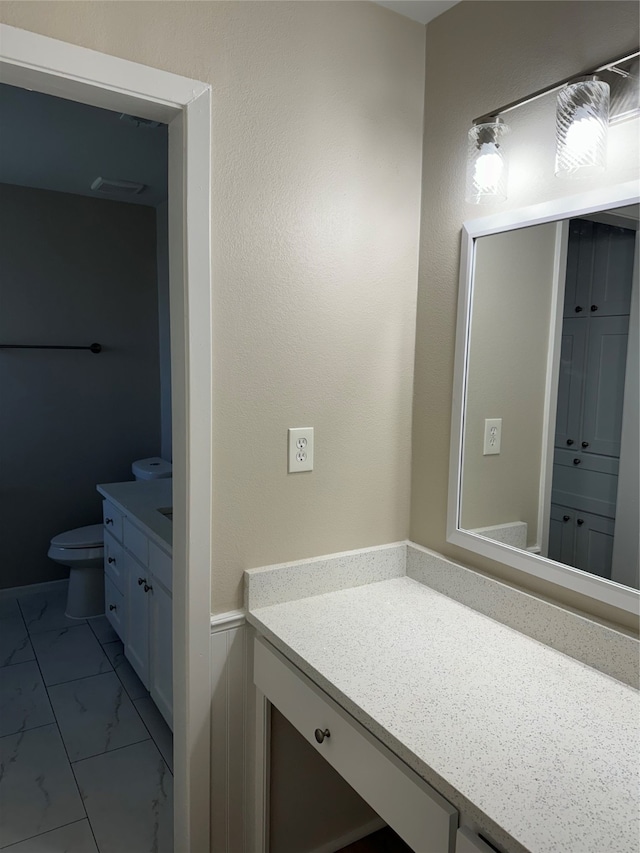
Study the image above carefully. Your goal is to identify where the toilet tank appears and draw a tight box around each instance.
[132,457,172,481]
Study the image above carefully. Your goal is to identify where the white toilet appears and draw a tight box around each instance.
[48,457,172,620]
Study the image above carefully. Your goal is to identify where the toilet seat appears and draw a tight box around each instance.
[50,524,104,549]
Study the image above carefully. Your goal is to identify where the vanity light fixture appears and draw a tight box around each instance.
[466,49,638,204]
[465,119,510,204]
[555,77,610,178]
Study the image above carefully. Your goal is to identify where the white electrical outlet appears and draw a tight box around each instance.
[288,427,314,472]
[483,418,502,455]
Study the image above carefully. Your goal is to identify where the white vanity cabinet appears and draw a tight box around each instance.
[103,501,127,641]
[148,578,173,728]
[101,498,173,730]
[124,549,150,684]
[254,636,458,853]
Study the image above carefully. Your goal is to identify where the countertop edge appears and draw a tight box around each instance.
[97,481,172,554]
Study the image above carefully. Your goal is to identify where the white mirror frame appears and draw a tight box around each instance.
[448,179,640,615]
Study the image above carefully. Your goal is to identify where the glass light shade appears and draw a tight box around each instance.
[556,79,609,178]
[466,120,510,204]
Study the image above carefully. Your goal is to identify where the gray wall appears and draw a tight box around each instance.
[0,182,161,589]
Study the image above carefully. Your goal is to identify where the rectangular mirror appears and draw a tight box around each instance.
[448,181,639,615]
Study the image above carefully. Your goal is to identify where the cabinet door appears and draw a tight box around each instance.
[581,315,630,458]
[548,504,577,566]
[105,576,126,643]
[149,580,173,731]
[563,219,635,317]
[575,512,615,580]
[563,220,593,318]
[104,530,125,594]
[554,319,587,450]
[125,551,150,688]
[590,222,635,317]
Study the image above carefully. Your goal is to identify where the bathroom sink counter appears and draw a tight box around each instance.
[97,480,172,553]
[247,576,639,853]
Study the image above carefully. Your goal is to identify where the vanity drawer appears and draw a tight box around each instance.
[104,531,125,594]
[123,517,149,566]
[254,637,457,853]
[149,541,172,593]
[105,576,125,642]
[103,500,123,542]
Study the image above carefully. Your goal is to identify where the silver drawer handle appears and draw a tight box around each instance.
[314,728,330,744]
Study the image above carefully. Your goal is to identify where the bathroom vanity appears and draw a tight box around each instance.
[245,543,639,853]
[97,479,173,730]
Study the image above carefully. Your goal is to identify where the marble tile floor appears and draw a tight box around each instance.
[0,585,173,852]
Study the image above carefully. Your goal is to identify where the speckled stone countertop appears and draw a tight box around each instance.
[247,577,639,853]
[97,480,172,552]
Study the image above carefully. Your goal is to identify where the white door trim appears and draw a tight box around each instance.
[538,221,569,557]
[0,24,213,853]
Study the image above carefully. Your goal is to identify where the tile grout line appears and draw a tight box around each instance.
[19,617,98,850]
[0,818,90,851]
[14,596,103,853]
[1,597,34,669]
[45,632,172,773]
[131,698,174,776]
[3,593,173,847]
[69,735,153,766]
[0,719,59,741]
[100,641,174,772]
[43,667,116,690]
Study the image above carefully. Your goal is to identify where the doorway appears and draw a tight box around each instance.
[0,23,213,852]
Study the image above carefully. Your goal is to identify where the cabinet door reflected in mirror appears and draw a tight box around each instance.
[459,204,639,591]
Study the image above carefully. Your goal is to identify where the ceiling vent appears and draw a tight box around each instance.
[119,113,163,129]
[90,177,146,196]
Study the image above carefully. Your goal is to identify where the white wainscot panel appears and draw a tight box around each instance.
[210,613,251,853]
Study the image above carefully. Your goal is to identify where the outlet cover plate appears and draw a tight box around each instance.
[483,418,502,455]
[288,427,314,472]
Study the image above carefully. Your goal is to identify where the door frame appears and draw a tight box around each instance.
[0,24,213,852]
[538,220,569,557]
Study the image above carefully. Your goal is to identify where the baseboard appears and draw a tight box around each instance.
[0,577,68,600]
[307,818,386,853]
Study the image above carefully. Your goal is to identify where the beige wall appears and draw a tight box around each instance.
[0,1,426,613]
[461,223,557,544]
[411,0,640,630]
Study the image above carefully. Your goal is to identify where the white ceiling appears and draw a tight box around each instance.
[374,1,460,25]
[0,83,168,207]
